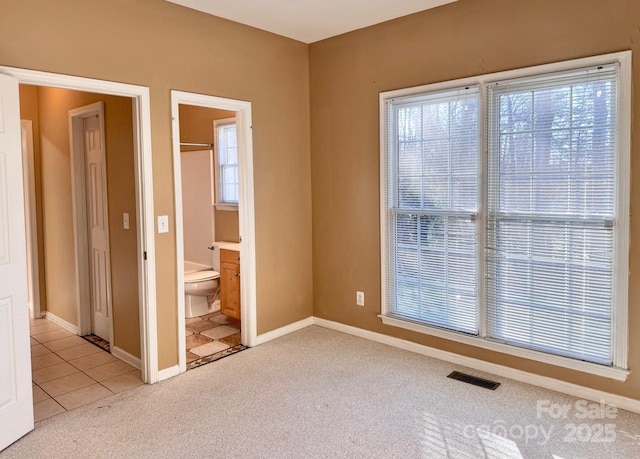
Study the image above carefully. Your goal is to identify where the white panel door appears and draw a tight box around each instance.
[83,115,111,341]
[0,74,34,450]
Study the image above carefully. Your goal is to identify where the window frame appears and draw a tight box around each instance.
[379,51,631,381]
[214,117,239,209]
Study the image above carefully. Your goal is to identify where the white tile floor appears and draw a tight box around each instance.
[30,317,143,422]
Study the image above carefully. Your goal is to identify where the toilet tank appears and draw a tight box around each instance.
[185,260,212,274]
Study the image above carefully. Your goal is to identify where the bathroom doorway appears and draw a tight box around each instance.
[171,91,257,373]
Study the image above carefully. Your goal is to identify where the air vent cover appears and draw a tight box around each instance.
[447,371,500,390]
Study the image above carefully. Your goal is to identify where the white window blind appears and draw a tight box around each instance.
[216,121,239,204]
[486,65,619,365]
[381,54,630,375]
[385,87,480,334]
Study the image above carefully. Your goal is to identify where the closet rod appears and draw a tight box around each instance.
[180,142,214,147]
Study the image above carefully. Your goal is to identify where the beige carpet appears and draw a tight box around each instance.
[3,326,640,458]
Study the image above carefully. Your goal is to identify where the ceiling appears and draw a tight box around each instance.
[165,0,458,44]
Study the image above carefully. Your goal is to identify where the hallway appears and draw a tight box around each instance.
[30,317,141,422]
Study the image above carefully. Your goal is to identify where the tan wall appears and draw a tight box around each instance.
[37,88,77,325]
[0,0,313,369]
[35,87,140,358]
[179,105,240,242]
[309,0,640,399]
[215,210,240,243]
[18,84,47,313]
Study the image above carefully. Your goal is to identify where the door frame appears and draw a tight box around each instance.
[20,119,41,319]
[171,90,257,374]
[69,102,114,344]
[0,66,159,384]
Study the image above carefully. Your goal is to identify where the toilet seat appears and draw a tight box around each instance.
[185,270,220,283]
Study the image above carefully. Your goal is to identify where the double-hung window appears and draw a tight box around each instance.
[381,53,631,378]
[214,118,239,206]
[384,87,481,334]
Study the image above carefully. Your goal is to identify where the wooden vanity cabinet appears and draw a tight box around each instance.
[220,249,241,321]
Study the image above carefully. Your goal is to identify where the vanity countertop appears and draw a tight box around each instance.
[212,241,240,252]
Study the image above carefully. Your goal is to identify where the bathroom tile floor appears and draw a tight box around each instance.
[185,312,246,370]
[30,317,142,422]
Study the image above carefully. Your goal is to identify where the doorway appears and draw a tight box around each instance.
[0,66,157,448]
[18,84,145,420]
[1,68,158,376]
[69,101,112,345]
[171,91,257,374]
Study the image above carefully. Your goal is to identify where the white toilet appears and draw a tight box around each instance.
[184,261,220,318]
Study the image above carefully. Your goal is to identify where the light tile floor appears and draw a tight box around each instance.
[30,317,143,422]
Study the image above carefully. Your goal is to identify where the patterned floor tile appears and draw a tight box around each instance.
[201,326,239,340]
[209,315,229,325]
[185,320,218,333]
[187,345,247,371]
[220,333,242,347]
[190,341,230,357]
[186,334,213,350]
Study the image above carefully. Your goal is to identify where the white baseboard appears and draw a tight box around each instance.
[45,311,78,334]
[312,317,640,415]
[256,316,315,345]
[157,365,180,382]
[111,346,141,371]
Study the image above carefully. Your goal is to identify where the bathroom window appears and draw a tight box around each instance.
[214,118,239,206]
[380,53,631,379]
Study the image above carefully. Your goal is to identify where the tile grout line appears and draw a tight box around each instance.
[30,320,138,405]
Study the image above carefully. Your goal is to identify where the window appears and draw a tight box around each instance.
[387,87,480,334]
[381,53,630,379]
[214,118,239,206]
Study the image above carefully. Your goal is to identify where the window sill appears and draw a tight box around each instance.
[379,314,629,382]
[215,203,238,211]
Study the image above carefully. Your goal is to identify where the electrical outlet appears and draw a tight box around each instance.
[356,291,365,307]
[157,215,169,234]
[123,212,130,230]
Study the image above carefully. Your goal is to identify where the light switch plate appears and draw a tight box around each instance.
[123,212,130,230]
[157,215,169,234]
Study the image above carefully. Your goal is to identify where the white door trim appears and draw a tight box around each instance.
[0,66,159,384]
[69,102,114,344]
[20,120,41,319]
[171,90,257,374]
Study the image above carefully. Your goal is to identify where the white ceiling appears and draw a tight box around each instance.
[166,0,458,43]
